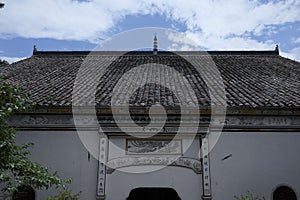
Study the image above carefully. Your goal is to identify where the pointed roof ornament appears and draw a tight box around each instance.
[153,34,158,55]
[275,44,279,55]
[33,45,37,54]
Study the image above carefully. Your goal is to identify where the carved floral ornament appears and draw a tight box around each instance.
[106,156,202,174]
[9,115,299,128]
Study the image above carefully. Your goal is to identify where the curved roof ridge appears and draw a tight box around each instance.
[32,50,279,56]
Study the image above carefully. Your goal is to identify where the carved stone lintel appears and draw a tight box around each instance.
[106,156,202,174]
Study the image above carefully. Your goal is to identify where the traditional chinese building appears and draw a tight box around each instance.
[1,45,300,200]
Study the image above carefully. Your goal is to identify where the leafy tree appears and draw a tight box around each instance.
[234,191,266,200]
[0,76,80,199]
[45,178,81,200]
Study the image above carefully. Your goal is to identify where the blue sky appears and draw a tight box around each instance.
[0,0,299,63]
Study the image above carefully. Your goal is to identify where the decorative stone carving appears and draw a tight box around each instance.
[8,114,300,129]
[126,139,182,155]
[106,156,202,174]
[8,115,74,127]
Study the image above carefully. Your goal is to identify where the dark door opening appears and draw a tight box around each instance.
[273,186,297,200]
[12,185,35,200]
[126,187,182,200]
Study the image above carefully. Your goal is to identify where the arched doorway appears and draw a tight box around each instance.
[12,185,35,200]
[126,187,181,200]
[273,185,297,200]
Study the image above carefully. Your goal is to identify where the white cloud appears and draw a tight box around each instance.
[0,0,153,42]
[293,37,300,44]
[151,0,300,37]
[166,31,201,51]
[281,47,300,61]
[1,0,299,43]
[0,56,27,64]
[0,0,299,61]
[187,31,275,50]
[165,30,275,52]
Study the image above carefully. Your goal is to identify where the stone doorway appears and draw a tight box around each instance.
[126,187,181,200]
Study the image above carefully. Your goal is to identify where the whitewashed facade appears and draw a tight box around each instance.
[9,111,300,200]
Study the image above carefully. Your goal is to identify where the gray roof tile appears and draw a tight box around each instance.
[1,50,300,108]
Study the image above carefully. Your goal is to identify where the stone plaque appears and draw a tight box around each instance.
[126,139,182,155]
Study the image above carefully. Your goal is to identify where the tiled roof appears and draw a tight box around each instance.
[1,50,300,108]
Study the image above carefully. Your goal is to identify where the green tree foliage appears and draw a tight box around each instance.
[234,191,266,200]
[45,179,81,200]
[0,77,80,199]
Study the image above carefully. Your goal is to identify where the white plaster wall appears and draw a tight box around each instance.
[13,130,300,200]
[106,136,202,200]
[210,132,300,200]
[14,130,99,200]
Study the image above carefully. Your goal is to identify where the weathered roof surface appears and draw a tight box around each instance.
[1,50,300,108]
